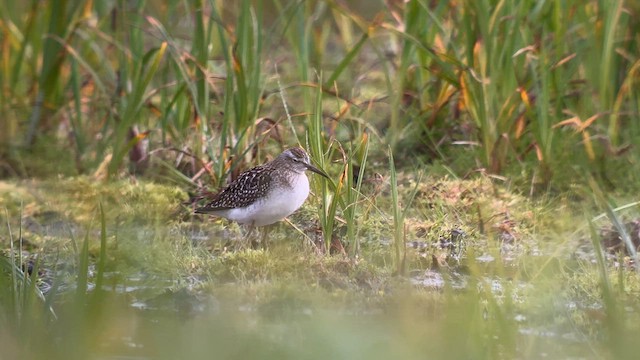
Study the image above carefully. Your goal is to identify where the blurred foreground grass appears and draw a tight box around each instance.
[2,0,640,359]
[1,177,640,359]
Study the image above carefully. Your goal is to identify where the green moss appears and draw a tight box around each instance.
[2,175,640,359]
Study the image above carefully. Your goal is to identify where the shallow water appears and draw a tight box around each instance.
[2,181,637,360]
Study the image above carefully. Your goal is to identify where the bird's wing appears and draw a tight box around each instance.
[195,166,273,213]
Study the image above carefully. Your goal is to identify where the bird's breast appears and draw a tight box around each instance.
[245,173,309,226]
[219,174,310,227]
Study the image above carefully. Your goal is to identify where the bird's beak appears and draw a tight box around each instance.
[305,163,330,179]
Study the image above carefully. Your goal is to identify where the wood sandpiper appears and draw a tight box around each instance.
[195,147,329,239]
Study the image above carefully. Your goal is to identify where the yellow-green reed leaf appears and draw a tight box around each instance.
[324,32,368,87]
[121,41,167,124]
[55,38,107,96]
[379,22,462,85]
[140,41,168,98]
[388,147,402,273]
[581,131,595,161]
[323,168,344,252]
[610,59,640,145]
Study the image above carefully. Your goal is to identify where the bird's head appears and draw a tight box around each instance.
[280,147,329,178]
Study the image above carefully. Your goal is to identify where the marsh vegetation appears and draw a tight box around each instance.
[2,0,640,359]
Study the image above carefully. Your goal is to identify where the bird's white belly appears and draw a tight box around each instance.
[224,174,310,226]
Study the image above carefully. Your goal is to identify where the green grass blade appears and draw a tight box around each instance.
[389,147,403,274]
[76,223,91,301]
[94,203,107,293]
[324,32,368,87]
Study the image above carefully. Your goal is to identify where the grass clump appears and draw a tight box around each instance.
[2,0,640,359]
[1,0,638,191]
[1,172,640,358]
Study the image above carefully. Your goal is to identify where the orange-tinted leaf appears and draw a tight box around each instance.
[579,113,601,132]
[553,116,581,129]
[518,87,531,108]
[473,40,483,61]
[361,131,368,147]
[512,45,536,58]
[434,34,446,54]
[534,143,543,161]
[552,53,576,69]
[459,73,470,111]
[135,130,150,141]
[515,114,526,139]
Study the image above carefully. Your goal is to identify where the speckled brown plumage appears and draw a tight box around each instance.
[196,165,276,211]
[194,147,329,227]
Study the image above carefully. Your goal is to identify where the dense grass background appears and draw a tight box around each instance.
[2,0,640,359]
[1,0,638,189]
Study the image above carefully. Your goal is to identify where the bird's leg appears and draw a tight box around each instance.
[261,225,272,250]
[248,223,264,250]
[244,223,256,250]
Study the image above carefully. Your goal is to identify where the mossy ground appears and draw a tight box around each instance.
[2,175,639,358]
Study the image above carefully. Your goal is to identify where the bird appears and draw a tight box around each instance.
[195,147,329,245]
